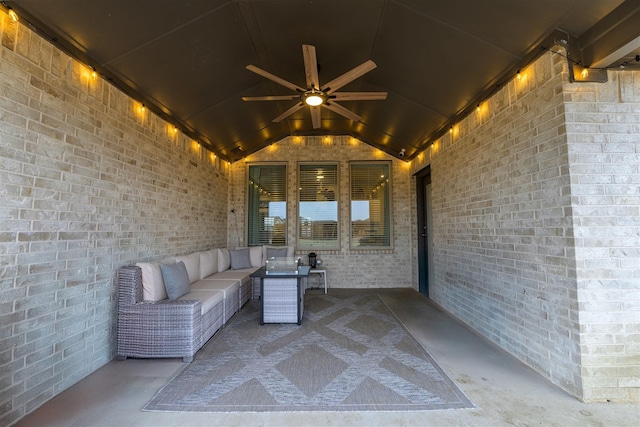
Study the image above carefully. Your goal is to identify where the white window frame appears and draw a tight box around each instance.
[246,163,288,247]
[297,162,340,250]
[349,161,393,250]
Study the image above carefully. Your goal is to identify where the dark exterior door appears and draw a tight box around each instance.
[416,168,432,297]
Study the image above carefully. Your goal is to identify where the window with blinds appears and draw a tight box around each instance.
[350,161,392,248]
[298,163,339,250]
[247,164,287,246]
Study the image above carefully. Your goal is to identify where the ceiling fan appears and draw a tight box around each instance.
[242,44,387,128]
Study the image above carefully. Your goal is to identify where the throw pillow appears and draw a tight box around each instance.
[160,261,190,300]
[229,248,252,270]
[266,247,287,259]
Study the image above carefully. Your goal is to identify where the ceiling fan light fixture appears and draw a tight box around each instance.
[303,90,326,106]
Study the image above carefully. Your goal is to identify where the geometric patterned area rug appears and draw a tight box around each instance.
[143,291,474,412]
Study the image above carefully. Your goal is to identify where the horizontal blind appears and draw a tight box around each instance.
[350,162,391,248]
[298,164,339,249]
[247,164,287,246]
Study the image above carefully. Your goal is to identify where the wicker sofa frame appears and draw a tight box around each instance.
[116,246,294,363]
[116,266,226,363]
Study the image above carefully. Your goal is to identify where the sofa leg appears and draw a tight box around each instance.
[182,356,193,363]
[116,355,127,361]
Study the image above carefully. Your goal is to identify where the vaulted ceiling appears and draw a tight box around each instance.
[5,0,639,161]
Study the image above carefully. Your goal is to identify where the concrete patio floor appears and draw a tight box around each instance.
[14,288,638,427]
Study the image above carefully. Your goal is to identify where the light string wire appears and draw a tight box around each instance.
[540,45,640,70]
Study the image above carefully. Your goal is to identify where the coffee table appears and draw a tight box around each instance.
[251,266,310,325]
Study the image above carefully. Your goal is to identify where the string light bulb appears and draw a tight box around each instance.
[7,8,18,22]
[580,67,589,79]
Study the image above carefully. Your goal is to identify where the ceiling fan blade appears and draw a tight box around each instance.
[246,65,304,92]
[310,106,321,129]
[322,60,377,94]
[242,95,299,101]
[302,44,320,90]
[273,102,305,123]
[332,92,387,101]
[324,101,361,122]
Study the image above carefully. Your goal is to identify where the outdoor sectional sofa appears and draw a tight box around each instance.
[116,245,294,362]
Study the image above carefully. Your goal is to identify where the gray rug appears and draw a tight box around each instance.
[143,291,474,412]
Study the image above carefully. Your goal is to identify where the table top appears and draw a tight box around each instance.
[251,265,311,278]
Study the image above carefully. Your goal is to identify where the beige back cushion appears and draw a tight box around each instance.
[199,249,218,278]
[136,262,168,301]
[217,248,231,272]
[235,246,263,268]
[175,252,201,284]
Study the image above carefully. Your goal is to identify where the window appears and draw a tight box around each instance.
[247,164,287,246]
[298,163,339,249]
[350,162,392,248]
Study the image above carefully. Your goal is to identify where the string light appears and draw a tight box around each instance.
[581,67,589,79]
[7,7,18,22]
[540,46,640,76]
[1,4,229,167]
[618,55,639,69]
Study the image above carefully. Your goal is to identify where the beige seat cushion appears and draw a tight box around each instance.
[191,279,239,298]
[178,290,224,316]
[211,268,258,284]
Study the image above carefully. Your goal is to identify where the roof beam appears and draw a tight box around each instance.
[577,0,640,68]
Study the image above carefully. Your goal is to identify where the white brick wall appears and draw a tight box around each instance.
[564,71,640,403]
[228,136,414,289]
[0,17,228,425]
[410,50,639,402]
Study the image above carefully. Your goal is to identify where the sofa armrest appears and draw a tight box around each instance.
[117,299,202,360]
[119,298,201,318]
[117,265,204,360]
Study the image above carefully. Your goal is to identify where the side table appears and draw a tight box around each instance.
[309,268,327,294]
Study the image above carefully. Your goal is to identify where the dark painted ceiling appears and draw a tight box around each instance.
[5,0,640,161]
